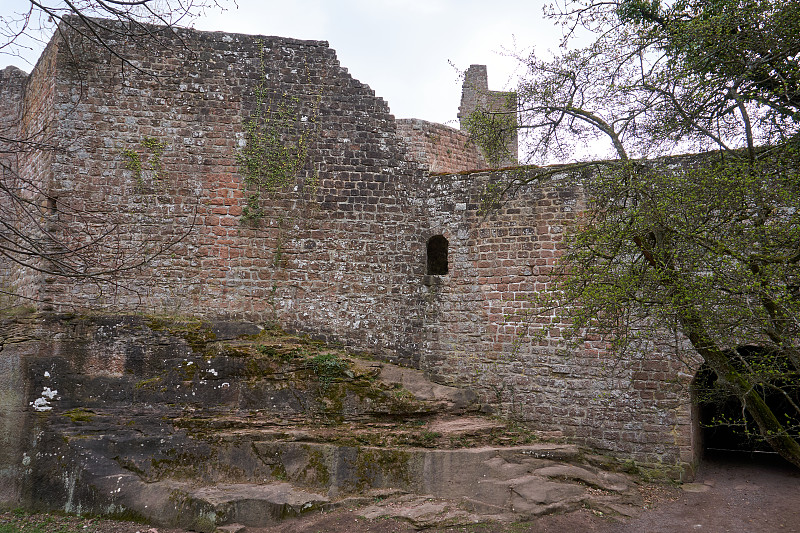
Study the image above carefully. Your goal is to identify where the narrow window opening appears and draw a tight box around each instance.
[426,235,448,275]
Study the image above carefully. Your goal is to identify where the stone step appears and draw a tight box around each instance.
[52,428,642,530]
[172,482,329,531]
[27,325,641,530]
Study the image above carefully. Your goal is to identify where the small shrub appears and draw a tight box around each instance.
[309,353,348,388]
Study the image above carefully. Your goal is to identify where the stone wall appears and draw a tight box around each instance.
[0,66,27,305]
[457,65,518,167]
[5,20,433,366]
[416,167,700,467]
[0,20,701,471]
[396,118,487,173]
[0,36,61,307]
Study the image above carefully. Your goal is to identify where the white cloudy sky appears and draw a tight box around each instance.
[0,0,567,125]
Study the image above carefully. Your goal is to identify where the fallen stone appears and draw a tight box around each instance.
[378,364,479,411]
[215,525,246,533]
[682,483,711,493]
[359,494,486,528]
[506,477,587,516]
[186,483,329,528]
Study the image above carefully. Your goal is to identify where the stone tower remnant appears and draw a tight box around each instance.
[458,64,518,167]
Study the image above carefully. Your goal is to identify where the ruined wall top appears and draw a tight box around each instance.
[0,21,700,471]
[396,118,488,173]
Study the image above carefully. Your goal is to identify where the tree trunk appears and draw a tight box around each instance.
[740,386,800,468]
[679,309,800,469]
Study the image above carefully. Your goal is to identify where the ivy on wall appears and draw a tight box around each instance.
[122,136,167,191]
[238,41,321,223]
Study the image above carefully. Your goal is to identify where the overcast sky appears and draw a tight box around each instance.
[1,0,566,126]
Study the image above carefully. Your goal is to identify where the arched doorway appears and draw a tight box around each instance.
[692,347,798,460]
[691,363,768,456]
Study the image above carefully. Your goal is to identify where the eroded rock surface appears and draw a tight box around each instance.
[3,316,643,531]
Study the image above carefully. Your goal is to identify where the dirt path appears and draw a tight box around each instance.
[546,453,798,533]
[577,453,800,533]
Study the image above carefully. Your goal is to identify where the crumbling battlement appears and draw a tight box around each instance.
[0,20,700,473]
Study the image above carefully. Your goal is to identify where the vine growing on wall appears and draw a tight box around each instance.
[122,136,167,191]
[238,40,321,223]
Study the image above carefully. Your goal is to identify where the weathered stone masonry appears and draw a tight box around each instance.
[0,20,702,475]
[397,118,488,173]
[418,169,699,468]
[2,22,431,367]
[458,64,518,167]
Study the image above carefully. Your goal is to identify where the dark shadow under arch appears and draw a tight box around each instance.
[692,349,798,460]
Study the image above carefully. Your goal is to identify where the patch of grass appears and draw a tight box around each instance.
[145,316,216,353]
[308,353,348,389]
[0,511,98,533]
[62,408,94,423]
[134,376,161,389]
[256,344,279,356]
[418,430,441,447]
[0,305,36,318]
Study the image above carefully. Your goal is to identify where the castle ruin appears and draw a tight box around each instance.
[0,19,702,525]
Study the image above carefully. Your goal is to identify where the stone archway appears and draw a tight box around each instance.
[691,354,786,459]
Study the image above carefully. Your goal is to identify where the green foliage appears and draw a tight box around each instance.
[309,352,348,389]
[518,0,800,465]
[135,376,162,390]
[238,93,310,191]
[418,430,441,447]
[0,303,35,317]
[141,137,166,180]
[478,181,505,216]
[63,408,94,423]
[122,137,167,189]
[122,148,141,179]
[240,193,264,222]
[255,343,276,356]
[625,0,800,127]
[550,155,800,463]
[464,106,516,167]
[561,156,800,349]
[616,0,662,25]
[237,41,321,222]
[0,512,95,533]
[254,343,304,362]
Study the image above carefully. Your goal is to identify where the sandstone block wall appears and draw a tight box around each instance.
[0,20,701,471]
[416,168,699,468]
[0,38,61,307]
[5,20,435,366]
[396,118,487,173]
[0,66,27,303]
[457,65,518,166]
